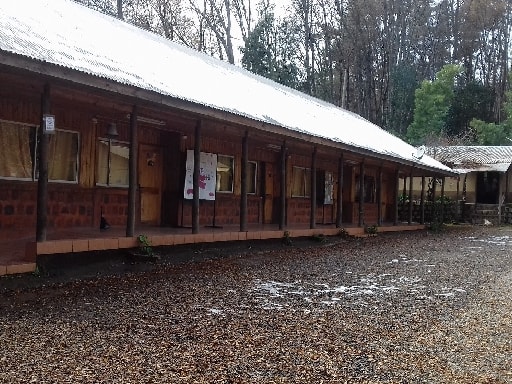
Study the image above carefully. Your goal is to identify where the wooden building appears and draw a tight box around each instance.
[0,0,454,272]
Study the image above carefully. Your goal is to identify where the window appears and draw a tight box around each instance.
[97,139,129,186]
[0,120,79,183]
[355,175,376,203]
[247,161,257,194]
[216,155,234,192]
[292,166,311,197]
[47,129,79,182]
[0,120,36,180]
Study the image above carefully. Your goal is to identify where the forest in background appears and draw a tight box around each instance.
[75,0,512,146]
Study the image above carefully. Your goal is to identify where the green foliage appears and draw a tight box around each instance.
[407,64,463,145]
[241,6,300,89]
[445,81,494,137]
[310,233,326,243]
[282,231,293,246]
[137,234,154,257]
[387,64,418,137]
[365,225,378,235]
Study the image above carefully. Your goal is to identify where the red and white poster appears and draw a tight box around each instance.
[183,150,217,200]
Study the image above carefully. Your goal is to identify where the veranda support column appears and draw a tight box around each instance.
[279,142,286,230]
[394,169,400,225]
[36,83,51,242]
[408,170,413,225]
[240,131,248,232]
[377,167,383,226]
[358,161,365,227]
[440,176,446,224]
[192,120,202,234]
[420,176,426,224]
[336,154,344,228]
[456,175,460,222]
[310,147,317,229]
[431,176,437,224]
[126,105,138,237]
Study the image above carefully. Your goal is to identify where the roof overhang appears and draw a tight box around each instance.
[0,52,456,177]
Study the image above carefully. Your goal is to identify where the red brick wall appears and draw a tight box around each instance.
[0,181,131,239]
[180,194,262,227]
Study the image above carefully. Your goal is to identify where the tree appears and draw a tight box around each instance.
[241,2,300,88]
[407,64,463,145]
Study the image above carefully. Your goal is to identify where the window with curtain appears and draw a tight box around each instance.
[247,161,257,194]
[292,166,311,197]
[0,120,79,182]
[0,120,36,179]
[96,139,130,186]
[47,129,79,182]
[216,155,234,193]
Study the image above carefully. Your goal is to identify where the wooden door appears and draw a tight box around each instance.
[139,144,163,224]
[263,162,274,224]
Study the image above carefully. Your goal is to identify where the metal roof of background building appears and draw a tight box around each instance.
[426,146,512,173]
[0,0,453,174]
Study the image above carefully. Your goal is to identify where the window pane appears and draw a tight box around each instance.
[216,155,233,192]
[96,140,109,184]
[96,140,129,186]
[48,130,79,182]
[109,142,129,186]
[292,167,310,197]
[292,167,303,196]
[247,161,257,194]
[0,121,35,179]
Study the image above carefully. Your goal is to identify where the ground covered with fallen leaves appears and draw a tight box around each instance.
[1,226,511,383]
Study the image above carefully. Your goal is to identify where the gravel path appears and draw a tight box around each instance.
[1,226,511,383]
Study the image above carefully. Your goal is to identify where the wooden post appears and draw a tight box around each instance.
[36,83,51,242]
[377,167,383,226]
[456,175,460,222]
[420,175,426,224]
[279,142,286,230]
[126,105,138,237]
[440,176,446,224]
[358,161,365,227]
[336,154,344,228]
[408,169,413,224]
[310,147,317,229]
[192,120,201,234]
[431,176,437,224]
[240,131,248,232]
[394,169,399,225]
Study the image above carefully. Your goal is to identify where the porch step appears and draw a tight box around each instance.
[0,263,37,276]
[471,204,500,225]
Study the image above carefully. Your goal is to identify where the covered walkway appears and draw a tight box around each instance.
[0,223,426,276]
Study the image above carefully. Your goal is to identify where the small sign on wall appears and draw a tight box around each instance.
[42,114,55,134]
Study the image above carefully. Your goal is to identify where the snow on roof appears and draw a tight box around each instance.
[426,146,512,173]
[0,0,452,174]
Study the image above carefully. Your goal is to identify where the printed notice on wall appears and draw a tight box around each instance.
[324,171,333,205]
[183,150,217,200]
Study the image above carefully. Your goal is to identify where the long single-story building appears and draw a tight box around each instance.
[0,0,454,274]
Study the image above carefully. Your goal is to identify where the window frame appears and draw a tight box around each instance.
[0,119,37,181]
[291,166,311,198]
[45,128,80,184]
[216,154,234,193]
[0,119,79,184]
[247,161,257,195]
[96,137,130,188]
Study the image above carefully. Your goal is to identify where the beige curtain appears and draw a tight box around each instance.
[48,130,78,181]
[96,140,109,184]
[0,121,34,179]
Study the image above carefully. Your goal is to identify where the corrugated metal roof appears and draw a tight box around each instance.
[426,146,512,173]
[0,0,452,173]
